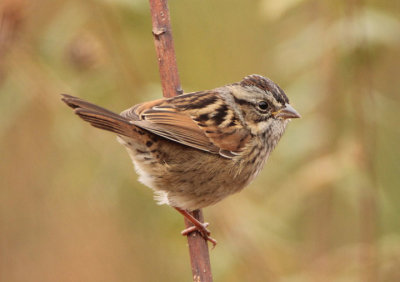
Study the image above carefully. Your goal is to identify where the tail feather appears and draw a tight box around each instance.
[61,94,124,119]
[75,109,130,136]
[61,94,136,138]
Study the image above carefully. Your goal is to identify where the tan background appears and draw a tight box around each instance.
[1,0,399,281]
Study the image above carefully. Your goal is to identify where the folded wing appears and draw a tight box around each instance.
[121,91,251,158]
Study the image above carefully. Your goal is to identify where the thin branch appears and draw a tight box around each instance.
[149,0,183,98]
[148,1,213,281]
[183,210,213,282]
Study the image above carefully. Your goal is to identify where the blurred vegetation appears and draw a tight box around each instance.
[1,0,399,281]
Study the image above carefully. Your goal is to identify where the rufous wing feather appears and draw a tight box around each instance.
[120,91,251,158]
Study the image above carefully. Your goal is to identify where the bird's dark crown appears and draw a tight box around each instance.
[240,74,289,105]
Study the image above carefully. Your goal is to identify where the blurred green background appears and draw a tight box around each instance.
[1,0,399,281]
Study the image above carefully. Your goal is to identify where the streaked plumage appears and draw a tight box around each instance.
[61,74,300,244]
[62,74,300,210]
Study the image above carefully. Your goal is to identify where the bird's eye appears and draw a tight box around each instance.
[257,101,269,111]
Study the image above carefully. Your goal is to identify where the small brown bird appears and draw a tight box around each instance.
[62,74,300,246]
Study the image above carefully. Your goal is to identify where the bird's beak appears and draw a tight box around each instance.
[272,104,301,119]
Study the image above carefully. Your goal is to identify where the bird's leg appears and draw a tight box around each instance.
[174,207,217,247]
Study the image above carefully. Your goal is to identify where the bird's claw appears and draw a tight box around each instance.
[181,222,217,248]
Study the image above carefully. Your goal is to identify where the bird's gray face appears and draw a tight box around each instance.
[229,74,300,136]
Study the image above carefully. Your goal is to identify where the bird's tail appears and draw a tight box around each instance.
[61,94,136,138]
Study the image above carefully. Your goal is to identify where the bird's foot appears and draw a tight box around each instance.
[181,222,217,247]
[175,207,218,248]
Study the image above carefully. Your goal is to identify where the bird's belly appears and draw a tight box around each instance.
[145,156,248,210]
[118,136,265,210]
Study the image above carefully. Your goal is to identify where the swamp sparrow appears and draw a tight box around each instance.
[62,74,300,246]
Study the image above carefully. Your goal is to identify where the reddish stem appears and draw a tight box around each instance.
[148,1,213,281]
[148,0,183,98]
